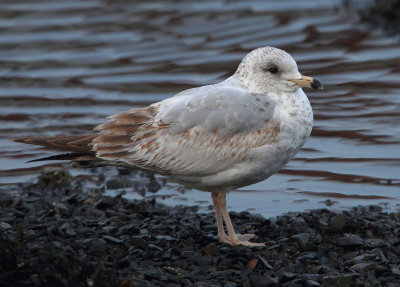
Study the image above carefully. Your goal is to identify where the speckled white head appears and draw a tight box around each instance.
[235,46,321,94]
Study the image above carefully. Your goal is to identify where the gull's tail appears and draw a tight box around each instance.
[13,135,101,166]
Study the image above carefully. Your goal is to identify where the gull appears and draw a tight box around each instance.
[14,46,323,247]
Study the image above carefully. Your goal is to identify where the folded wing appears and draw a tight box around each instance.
[94,83,280,176]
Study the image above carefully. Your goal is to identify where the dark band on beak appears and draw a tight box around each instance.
[311,78,323,90]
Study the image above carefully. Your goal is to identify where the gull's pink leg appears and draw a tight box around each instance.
[218,192,265,247]
[217,192,239,244]
[211,193,229,244]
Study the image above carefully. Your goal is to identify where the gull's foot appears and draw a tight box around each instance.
[218,236,231,245]
[219,233,265,247]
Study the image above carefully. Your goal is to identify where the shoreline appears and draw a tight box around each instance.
[1,169,400,287]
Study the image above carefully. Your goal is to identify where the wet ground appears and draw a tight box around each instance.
[2,169,400,287]
[0,0,399,216]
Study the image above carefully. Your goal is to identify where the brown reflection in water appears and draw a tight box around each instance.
[311,128,394,145]
[280,169,398,187]
[299,191,394,200]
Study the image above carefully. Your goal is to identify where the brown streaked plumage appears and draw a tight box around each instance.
[14,46,322,246]
[14,135,96,154]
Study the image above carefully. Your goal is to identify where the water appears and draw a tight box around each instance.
[0,0,399,217]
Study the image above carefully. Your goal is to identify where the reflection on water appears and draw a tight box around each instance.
[0,0,399,217]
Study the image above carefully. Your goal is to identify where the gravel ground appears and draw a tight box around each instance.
[1,169,400,287]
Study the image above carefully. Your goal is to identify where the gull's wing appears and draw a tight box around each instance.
[93,82,280,176]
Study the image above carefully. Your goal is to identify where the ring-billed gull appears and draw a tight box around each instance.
[14,46,323,247]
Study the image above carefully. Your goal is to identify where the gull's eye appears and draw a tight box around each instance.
[268,66,279,74]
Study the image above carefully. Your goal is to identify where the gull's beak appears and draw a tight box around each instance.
[289,75,323,90]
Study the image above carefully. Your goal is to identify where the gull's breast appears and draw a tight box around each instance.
[268,88,313,160]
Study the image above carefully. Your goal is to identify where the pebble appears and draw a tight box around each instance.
[94,197,116,209]
[0,222,12,229]
[332,213,346,230]
[350,261,377,273]
[103,235,123,244]
[364,238,386,248]
[305,279,320,287]
[291,233,310,249]
[336,234,364,247]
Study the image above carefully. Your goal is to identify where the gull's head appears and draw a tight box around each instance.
[235,46,323,94]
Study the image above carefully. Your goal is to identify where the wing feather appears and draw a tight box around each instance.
[94,81,280,176]
[13,135,96,154]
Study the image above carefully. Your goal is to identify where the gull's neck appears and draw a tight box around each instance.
[223,75,312,122]
[229,74,296,95]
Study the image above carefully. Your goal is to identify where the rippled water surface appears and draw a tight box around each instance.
[1,0,399,217]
